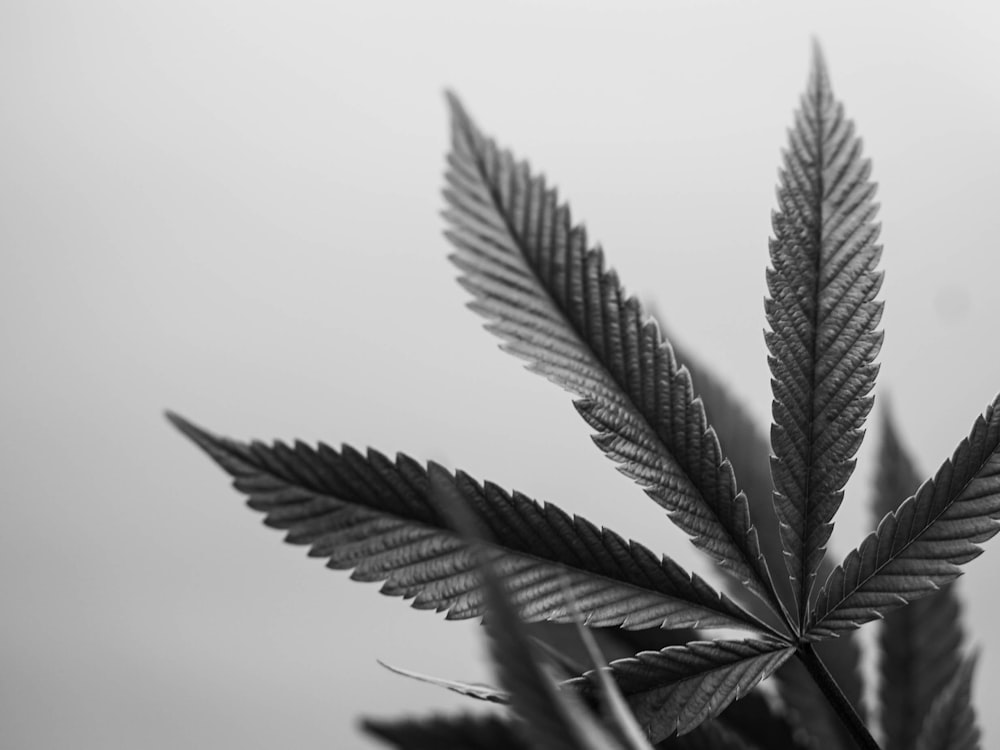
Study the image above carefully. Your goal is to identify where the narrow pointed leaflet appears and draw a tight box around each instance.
[443,93,785,623]
[166,413,771,634]
[875,406,966,750]
[363,714,527,750]
[766,46,884,622]
[563,639,793,743]
[809,395,1000,637]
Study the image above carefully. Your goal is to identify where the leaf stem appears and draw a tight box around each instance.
[797,643,880,750]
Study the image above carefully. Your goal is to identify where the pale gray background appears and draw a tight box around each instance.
[2,1,999,748]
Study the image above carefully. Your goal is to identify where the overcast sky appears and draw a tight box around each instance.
[3,2,1000,748]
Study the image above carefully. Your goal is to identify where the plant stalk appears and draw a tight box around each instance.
[797,643,880,750]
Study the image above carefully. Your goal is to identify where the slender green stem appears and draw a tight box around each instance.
[797,643,880,750]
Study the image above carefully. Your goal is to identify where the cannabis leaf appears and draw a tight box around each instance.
[766,44,883,622]
[166,412,768,633]
[809,395,1000,636]
[564,640,793,743]
[379,638,796,746]
[875,406,967,750]
[443,93,785,622]
[169,41,999,750]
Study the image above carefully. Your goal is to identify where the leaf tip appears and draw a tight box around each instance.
[444,89,473,135]
[810,37,829,79]
[164,410,212,447]
[442,86,461,106]
[163,408,187,430]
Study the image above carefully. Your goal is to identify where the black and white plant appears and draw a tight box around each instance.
[169,45,996,750]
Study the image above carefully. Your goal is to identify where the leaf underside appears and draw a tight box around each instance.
[167,412,763,633]
[443,93,783,620]
[766,47,884,622]
[875,406,968,750]
[809,394,1000,637]
[564,640,793,743]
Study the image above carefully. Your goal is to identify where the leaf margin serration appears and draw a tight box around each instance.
[443,92,788,627]
[765,44,884,624]
[166,411,773,635]
[563,639,794,742]
[808,394,1000,637]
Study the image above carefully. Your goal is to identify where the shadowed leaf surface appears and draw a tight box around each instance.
[809,395,1000,636]
[443,94,785,621]
[775,637,864,750]
[710,688,811,750]
[438,640,794,742]
[363,713,525,750]
[658,719,761,750]
[564,640,793,743]
[167,412,767,633]
[766,45,884,621]
[361,711,771,750]
[876,406,966,750]
[914,655,980,750]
